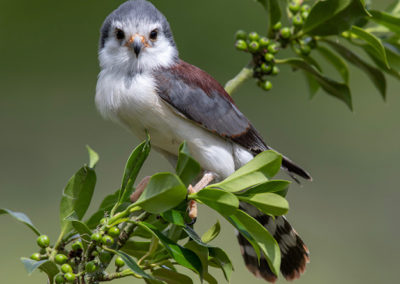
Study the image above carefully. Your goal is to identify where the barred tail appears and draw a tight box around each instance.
[238,205,309,282]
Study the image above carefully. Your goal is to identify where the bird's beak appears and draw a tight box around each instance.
[125,35,148,58]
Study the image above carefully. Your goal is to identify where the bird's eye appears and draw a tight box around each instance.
[149,29,158,41]
[115,29,125,40]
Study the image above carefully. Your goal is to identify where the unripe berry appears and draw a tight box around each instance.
[55,274,65,284]
[261,81,273,91]
[248,41,260,53]
[55,254,68,265]
[99,250,113,264]
[100,218,107,225]
[102,235,114,247]
[85,261,97,273]
[259,37,270,48]
[64,272,75,283]
[301,4,311,12]
[91,233,102,242]
[108,227,120,238]
[264,53,275,62]
[248,31,260,41]
[37,235,50,248]
[273,22,282,31]
[289,2,301,14]
[115,256,125,268]
[235,30,247,40]
[71,241,83,251]
[61,263,73,274]
[267,44,279,54]
[293,14,303,27]
[271,66,280,76]
[300,44,311,56]
[301,11,309,20]
[91,250,99,257]
[30,253,41,261]
[280,27,291,39]
[261,63,272,73]
[235,40,247,51]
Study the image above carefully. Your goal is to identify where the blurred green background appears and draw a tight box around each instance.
[1,0,399,283]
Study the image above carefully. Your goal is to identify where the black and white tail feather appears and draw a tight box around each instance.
[238,203,310,283]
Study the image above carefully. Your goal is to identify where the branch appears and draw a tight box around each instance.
[224,62,254,95]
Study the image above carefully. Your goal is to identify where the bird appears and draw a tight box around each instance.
[95,0,310,282]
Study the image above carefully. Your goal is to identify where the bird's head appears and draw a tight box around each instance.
[99,0,178,74]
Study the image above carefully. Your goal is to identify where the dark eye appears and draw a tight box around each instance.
[115,29,125,40]
[149,29,158,41]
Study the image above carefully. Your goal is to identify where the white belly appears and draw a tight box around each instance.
[95,71,253,180]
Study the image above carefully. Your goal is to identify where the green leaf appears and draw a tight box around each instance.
[256,0,281,35]
[201,220,221,243]
[183,225,211,247]
[227,209,280,276]
[85,189,120,229]
[161,210,185,227]
[176,141,201,187]
[369,10,400,35]
[0,208,41,236]
[324,40,386,100]
[208,247,233,282]
[238,180,290,196]
[304,72,320,98]
[212,150,282,192]
[317,46,350,83]
[191,188,239,216]
[239,193,289,216]
[303,0,370,36]
[64,212,92,249]
[120,240,152,258]
[86,145,99,169]
[107,249,153,279]
[386,1,400,16]
[59,165,96,239]
[135,173,187,214]
[277,57,353,110]
[118,137,151,208]
[362,43,400,80]
[21,258,59,283]
[152,268,193,284]
[204,272,218,284]
[137,222,203,277]
[184,241,209,278]
[350,25,389,68]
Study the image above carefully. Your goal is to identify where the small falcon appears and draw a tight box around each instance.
[95,0,310,282]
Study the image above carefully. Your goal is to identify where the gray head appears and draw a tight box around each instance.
[99,0,179,74]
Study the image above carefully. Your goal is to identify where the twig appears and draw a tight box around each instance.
[224,61,254,95]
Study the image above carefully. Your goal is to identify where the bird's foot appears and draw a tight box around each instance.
[187,172,214,220]
[130,176,151,203]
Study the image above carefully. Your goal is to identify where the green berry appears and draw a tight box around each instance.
[261,81,273,91]
[267,44,279,54]
[100,218,107,225]
[71,241,83,251]
[301,11,309,20]
[55,274,65,284]
[115,256,125,268]
[61,263,73,274]
[30,253,41,261]
[91,250,99,257]
[271,66,280,76]
[64,272,75,283]
[55,254,68,265]
[248,41,260,53]
[85,261,97,273]
[102,235,114,247]
[235,30,247,40]
[248,31,259,41]
[289,2,301,14]
[280,27,291,39]
[99,250,113,264]
[259,37,270,48]
[264,53,275,62]
[261,63,272,73]
[235,40,247,51]
[91,233,102,242]
[300,44,311,56]
[293,14,303,27]
[108,227,120,238]
[37,235,50,248]
[273,21,282,31]
[301,4,311,12]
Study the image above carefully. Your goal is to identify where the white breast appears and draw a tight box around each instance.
[95,70,253,180]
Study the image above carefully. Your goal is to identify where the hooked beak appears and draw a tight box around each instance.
[126,35,147,58]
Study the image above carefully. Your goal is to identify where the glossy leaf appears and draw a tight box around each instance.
[386,1,400,16]
[239,193,289,216]
[191,188,239,216]
[64,212,92,249]
[176,141,201,187]
[324,40,386,100]
[350,25,389,67]
[277,57,353,110]
[227,209,280,276]
[120,240,152,258]
[138,222,203,276]
[0,208,41,236]
[303,0,369,36]
[257,0,281,35]
[86,145,99,169]
[304,72,320,98]
[183,225,211,247]
[208,247,234,282]
[201,220,221,243]
[161,210,185,227]
[152,268,193,284]
[362,44,400,80]
[59,165,96,238]
[135,173,187,214]
[184,241,209,278]
[369,10,400,35]
[107,249,153,279]
[85,189,120,229]
[238,180,290,197]
[21,258,59,283]
[317,46,350,83]
[211,150,282,192]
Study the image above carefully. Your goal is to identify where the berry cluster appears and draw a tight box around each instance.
[234,1,314,92]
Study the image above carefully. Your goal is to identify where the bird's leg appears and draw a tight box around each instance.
[188,172,215,220]
[130,176,151,203]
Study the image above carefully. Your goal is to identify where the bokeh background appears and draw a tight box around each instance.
[1,0,399,283]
